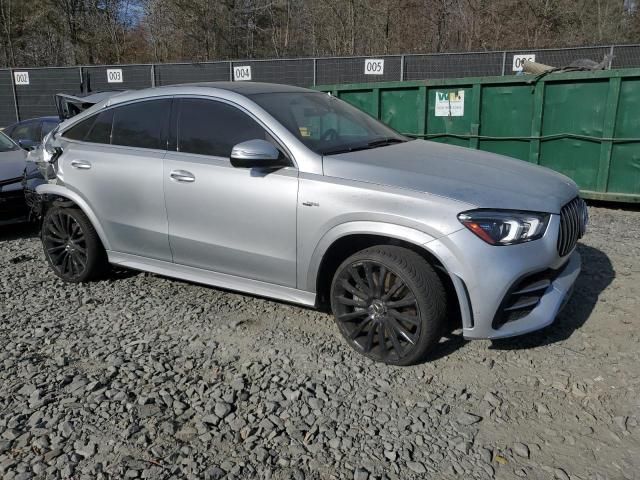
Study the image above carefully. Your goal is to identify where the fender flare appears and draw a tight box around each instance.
[304,221,438,292]
[305,221,474,329]
[35,184,112,250]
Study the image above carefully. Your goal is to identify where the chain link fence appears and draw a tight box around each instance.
[2,44,640,126]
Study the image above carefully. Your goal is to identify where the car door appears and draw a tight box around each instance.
[163,97,298,287]
[59,98,172,261]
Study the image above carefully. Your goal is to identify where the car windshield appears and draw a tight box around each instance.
[0,131,18,152]
[250,92,408,155]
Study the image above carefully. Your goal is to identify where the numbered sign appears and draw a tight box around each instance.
[107,68,123,83]
[512,54,535,72]
[233,66,252,81]
[364,59,384,75]
[13,71,30,85]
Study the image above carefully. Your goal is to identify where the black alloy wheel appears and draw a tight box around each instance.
[330,246,446,365]
[42,206,107,282]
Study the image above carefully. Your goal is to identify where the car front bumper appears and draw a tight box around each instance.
[426,213,582,340]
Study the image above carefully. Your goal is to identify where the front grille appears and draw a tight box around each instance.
[557,197,587,257]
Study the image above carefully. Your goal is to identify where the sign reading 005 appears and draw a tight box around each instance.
[364,59,384,75]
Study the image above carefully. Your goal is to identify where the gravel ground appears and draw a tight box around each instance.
[0,205,638,480]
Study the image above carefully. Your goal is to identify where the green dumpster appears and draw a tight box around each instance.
[316,68,640,203]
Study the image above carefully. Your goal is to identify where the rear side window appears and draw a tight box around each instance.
[85,110,113,144]
[63,116,96,141]
[112,99,170,150]
[177,98,268,157]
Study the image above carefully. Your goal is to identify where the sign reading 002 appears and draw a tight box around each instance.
[233,66,252,81]
[107,69,123,83]
[364,59,384,75]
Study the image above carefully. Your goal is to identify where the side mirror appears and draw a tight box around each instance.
[230,139,288,169]
[17,139,37,151]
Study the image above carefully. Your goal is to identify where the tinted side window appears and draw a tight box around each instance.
[112,99,170,150]
[85,110,114,144]
[177,99,268,157]
[63,116,96,141]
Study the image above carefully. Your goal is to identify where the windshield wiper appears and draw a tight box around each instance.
[322,137,407,156]
[366,137,406,148]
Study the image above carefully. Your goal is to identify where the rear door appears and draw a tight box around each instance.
[163,97,299,287]
[60,98,172,261]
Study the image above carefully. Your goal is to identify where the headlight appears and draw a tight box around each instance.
[458,210,550,245]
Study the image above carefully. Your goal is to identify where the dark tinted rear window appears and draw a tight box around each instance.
[177,98,267,157]
[63,116,96,141]
[112,99,170,150]
[85,110,113,144]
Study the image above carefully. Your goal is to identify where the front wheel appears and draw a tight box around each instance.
[41,206,108,283]
[330,245,447,365]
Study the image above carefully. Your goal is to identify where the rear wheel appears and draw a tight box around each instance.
[330,245,446,365]
[41,206,107,282]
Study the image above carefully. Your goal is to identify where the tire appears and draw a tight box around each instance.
[330,245,446,366]
[41,206,108,283]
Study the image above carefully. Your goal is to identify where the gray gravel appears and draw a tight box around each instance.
[0,205,639,479]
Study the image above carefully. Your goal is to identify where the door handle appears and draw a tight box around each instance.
[70,160,91,170]
[170,170,195,183]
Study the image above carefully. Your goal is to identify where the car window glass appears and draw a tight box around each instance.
[112,99,170,150]
[85,110,114,144]
[41,120,58,138]
[177,98,269,157]
[10,122,37,142]
[0,131,18,152]
[63,115,96,141]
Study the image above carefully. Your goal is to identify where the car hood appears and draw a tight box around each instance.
[0,149,27,189]
[322,140,578,214]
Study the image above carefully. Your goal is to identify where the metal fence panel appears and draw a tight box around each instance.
[231,59,314,86]
[154,62,230,86]
[404,52,503,80]
[0,69,16,126]
[506,46,612,74]
[82,65,152,92]
[317,56,402,85]
[13,67,80,121]
[611,45,640,68]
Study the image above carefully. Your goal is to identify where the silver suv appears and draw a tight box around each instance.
[33,82,587,365]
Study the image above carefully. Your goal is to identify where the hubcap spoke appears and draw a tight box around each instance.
[350,315,373,340]
[386,294,417,309]
[378,321,389,358]
[363,263,375,293]
[348,266,372,298]
[340,279,368,300]
[338,310,369,322]
[382,277,405,301]
[385,323,404,356]
[387,316,417,345]
[363,322,377,352]
[389,309,420,327]
[336,296,367,308]
[376,265,387,297]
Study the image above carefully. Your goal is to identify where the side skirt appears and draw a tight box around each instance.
[107,251,317,307]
